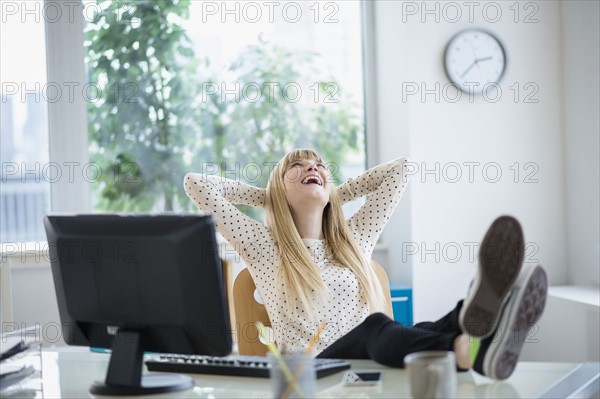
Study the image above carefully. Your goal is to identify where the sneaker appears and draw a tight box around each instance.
[459,215,525,338]
[473,264,548,380]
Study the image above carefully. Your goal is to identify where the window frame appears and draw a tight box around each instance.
[44,0,91,213]
[361,0,380,169]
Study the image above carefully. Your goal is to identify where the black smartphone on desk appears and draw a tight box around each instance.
[342,371,384,387]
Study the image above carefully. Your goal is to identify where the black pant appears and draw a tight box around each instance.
[317,300,464,368]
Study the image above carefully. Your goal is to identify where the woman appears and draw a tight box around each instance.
[184,148,547,380]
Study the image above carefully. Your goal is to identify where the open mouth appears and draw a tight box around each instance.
[301,175,323,186]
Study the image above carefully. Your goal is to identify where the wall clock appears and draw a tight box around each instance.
[444,29,507,95]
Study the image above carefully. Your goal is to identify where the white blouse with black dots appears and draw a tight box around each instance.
[184,157,410,354]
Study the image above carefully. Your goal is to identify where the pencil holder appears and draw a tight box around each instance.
[268,352,316,399]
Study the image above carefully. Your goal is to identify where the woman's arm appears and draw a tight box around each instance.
[342,157,412,255]
[183,173,271,262]
[189,174,266,208]
[336,157,410,203]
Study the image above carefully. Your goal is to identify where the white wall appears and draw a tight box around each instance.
[1,252,64,346]
[372,0,599,362]
[373,0,571,322]
[562,0,600,287]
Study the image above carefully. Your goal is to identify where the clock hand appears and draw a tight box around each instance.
[468,41,479,60]
[463,56,493,78]
[460,60,477,79]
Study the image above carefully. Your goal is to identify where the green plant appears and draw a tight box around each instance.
[86,0,202,211]
[86,1,363,217]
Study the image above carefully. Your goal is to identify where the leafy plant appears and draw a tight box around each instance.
[86,1,363,217]
[86,0,202,211]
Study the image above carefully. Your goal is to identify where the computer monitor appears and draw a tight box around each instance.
[44,214,232,395]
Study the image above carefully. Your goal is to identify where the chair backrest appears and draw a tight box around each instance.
[233,260,393,356]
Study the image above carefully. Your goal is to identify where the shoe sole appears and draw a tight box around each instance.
[460,216,525,338]
[483,264,548,380]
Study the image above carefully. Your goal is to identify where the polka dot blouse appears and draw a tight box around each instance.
[184,157,410,354]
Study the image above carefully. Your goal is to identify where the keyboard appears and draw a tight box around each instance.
[145,354,351,379]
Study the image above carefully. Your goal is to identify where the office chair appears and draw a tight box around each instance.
[233,260,393,356]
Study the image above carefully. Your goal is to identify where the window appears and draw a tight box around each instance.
[1,1,50,243]
[83,0,366,219]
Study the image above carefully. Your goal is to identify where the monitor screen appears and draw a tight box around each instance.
[45,214,232,395]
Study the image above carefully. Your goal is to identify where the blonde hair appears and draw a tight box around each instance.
[265,148,387,317]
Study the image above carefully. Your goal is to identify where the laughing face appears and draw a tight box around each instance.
[283,157,331,211]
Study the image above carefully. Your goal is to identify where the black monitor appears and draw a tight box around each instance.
[44,214,232,396]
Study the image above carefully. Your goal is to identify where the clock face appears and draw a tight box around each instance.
[444,29,506,94]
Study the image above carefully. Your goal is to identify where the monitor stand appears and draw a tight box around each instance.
[89,329,194,396]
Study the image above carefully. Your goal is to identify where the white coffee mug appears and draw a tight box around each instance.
[404,351,457,399]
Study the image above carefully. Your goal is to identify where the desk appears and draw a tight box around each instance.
[39,348,598,398]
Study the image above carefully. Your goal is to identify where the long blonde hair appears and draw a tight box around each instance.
[265,149,387,317]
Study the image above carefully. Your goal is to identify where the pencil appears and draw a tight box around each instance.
[256,322,304,398]
[280,321,327,399]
